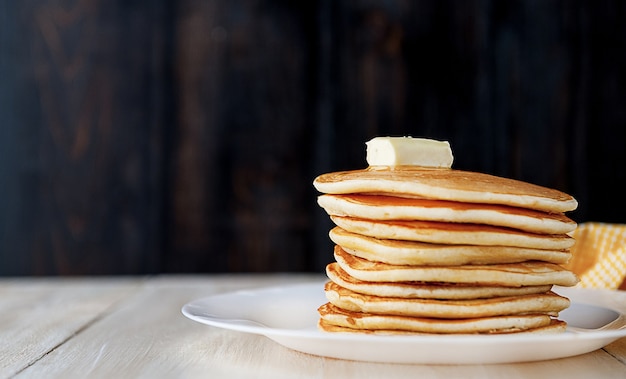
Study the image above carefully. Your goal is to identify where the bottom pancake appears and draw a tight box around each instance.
[318,303,561,334]
[318,316,567,335]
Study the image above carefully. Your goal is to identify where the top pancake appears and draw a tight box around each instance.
[313,167,578,213]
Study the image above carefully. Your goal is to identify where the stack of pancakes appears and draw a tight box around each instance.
[313,166,579,334]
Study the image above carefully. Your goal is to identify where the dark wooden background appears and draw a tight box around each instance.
[1,0,625,276]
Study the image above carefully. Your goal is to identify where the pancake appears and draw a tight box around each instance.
[334,246,580,287]
[324,281,570,319]
[317,317,567,335]
[313,167,578,213]
[313,144,579,335]
[318,194,576,234]
[326,262,553,299]
[318,303,555,334]
[329,227,572,265]
[331,216,575,250]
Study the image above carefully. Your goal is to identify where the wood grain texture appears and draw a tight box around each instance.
[168,0,317,273]
[0,278,139,377]
[1,1,625,275]
[0,0,168,275]
[3,276,625,379]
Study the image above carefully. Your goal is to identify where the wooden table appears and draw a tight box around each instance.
[1,275,625,378]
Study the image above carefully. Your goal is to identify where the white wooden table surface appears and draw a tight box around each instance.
[1,274,625,379]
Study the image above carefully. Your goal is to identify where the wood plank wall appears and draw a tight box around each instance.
[1,0,625,275]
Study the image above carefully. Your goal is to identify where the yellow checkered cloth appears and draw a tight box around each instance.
[566,222,626,289]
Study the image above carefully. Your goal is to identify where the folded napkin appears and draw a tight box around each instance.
[565,222,626,290]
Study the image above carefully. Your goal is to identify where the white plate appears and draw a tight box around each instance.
[182,282,626,364]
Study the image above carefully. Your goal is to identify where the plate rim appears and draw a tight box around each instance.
[181,281,626,363]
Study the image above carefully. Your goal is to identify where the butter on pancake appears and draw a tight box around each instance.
[329,227,572,266]
[318,194,576,234]
[318,303,555,334]
[331,216,575,250]
[324,281,570,319]
[365,137,454,168]
[326,263,553,299]
[334,247,579,287]
[313,167,577,213]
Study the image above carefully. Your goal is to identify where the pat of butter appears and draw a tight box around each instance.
[365,136,454,168]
